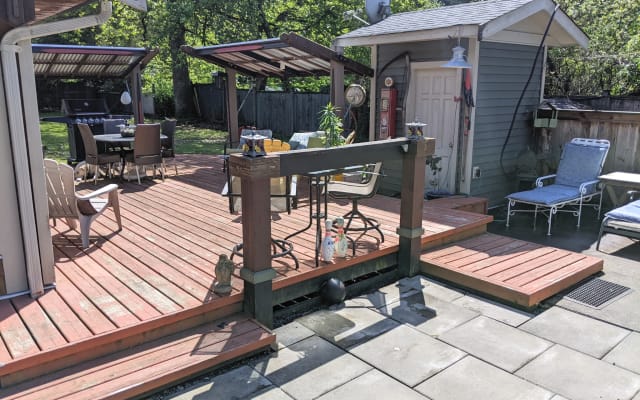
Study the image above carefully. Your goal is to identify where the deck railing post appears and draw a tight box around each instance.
[238,172,275,328]
[398,138,429,277]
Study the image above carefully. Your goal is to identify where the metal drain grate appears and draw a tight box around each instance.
[564,278,632,309]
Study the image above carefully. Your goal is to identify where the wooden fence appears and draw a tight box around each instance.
[549,110,640,173]
[195,84,330,139]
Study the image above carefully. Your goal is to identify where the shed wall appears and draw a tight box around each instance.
[375,40,456,196]
[470,41,543,207]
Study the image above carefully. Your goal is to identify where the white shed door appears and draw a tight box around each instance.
[412,67,461,194]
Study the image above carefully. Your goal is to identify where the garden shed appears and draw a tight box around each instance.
[333,0,588,207]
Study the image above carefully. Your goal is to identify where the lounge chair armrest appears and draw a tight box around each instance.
[76,183,119,200]
[579,179,600,194]
[535,174,556,188]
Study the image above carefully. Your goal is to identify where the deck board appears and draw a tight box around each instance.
[421,232,603,308]
[0,315,274,400]
[11,296,68,351]
[0,154,491,385]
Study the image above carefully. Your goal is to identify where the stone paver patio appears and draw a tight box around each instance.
[165,214,640,400]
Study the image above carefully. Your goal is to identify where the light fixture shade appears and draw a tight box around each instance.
[442,46,472,69]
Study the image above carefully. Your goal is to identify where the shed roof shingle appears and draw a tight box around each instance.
[337,0,534,39]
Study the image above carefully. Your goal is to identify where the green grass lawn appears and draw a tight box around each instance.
[40,115,228,163]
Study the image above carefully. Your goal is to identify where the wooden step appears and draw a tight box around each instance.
[0,298,243,388]
[420,233,603,308]
[0,314,275,400]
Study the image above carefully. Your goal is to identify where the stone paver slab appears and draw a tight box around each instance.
[317,369,429,400]
[350,324,465,387]
[347,280,421,308]
[252,387,295,400]
[452,293,533,326]
[296,306,399,349]
[273,321,315,349]
[603,331,640,375]
[520,307,629,358]
[167,365,272,400]
[415,356,554,400]
[399,275,467,302]
[379,291,479,336]
[439,316,552,372]
[251,336,371,400]
[516,345,640,400]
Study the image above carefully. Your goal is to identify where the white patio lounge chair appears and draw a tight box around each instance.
[45,158,122,248]
[506,138,610,235]
[596,191,640,251]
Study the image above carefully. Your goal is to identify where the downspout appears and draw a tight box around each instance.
[0,1,113,297]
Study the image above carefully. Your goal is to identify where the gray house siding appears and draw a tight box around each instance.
[376,40,458,196]
[470,41,543,207]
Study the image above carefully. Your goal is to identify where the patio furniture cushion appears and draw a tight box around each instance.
[605,199,640,223]
[555,143,608,192]
[507,184,582,205]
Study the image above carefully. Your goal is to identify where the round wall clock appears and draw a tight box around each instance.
[344,84,366,107]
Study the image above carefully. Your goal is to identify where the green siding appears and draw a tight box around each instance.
[470,41,543,207]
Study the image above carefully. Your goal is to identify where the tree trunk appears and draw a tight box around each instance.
[169,25,196,118]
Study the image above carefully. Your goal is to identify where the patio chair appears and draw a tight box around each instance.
[506,138,610,235]
[327,162,385,243]
[222,128,272,172]
[44,158,122,249]
[160,118,178,175]
[78,123,122,184]
[596,190,640,251]
[123,123,165,184]
[221,151,297,214]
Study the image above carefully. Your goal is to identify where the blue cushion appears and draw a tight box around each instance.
[555,143,607,187]
[507,184,582,205]
[605,200,640,223]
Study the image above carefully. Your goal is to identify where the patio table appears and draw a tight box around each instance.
[598,172,640,207]
[94,133,167,180]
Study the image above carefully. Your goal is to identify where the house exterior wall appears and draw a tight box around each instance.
[470,41,542,207]
[375,40,456,196]
[0,69,28,294]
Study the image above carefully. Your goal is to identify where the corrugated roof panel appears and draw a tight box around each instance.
[32,44,156,79]
[104,65,130,75]
[49,64,77,75]
[77,65,106,76]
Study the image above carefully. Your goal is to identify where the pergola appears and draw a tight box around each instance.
[181,32,373,143]
[32,44,157,123]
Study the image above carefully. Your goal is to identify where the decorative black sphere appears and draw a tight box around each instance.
[320,278,346,304]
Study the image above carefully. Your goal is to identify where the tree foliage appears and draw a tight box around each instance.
[38,0,438,117]
[547,0,640,96]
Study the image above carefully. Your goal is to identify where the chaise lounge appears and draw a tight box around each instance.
[506,138,610,235]
[596,191,640,251]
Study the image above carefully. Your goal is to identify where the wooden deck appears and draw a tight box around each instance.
[0,154,491,392]
[420,232,604,308]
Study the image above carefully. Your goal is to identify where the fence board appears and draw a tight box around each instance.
[194,84,329,138]
[550,110,640,174]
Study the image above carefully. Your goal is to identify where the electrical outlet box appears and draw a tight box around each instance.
[472,166,481,179]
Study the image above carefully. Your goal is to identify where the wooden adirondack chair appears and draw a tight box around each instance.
[44,159,122,248]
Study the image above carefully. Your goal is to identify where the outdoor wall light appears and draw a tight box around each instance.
[442,45,472,69]
[442,26,472,69]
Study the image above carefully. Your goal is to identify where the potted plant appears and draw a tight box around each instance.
[318,102,346,147]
